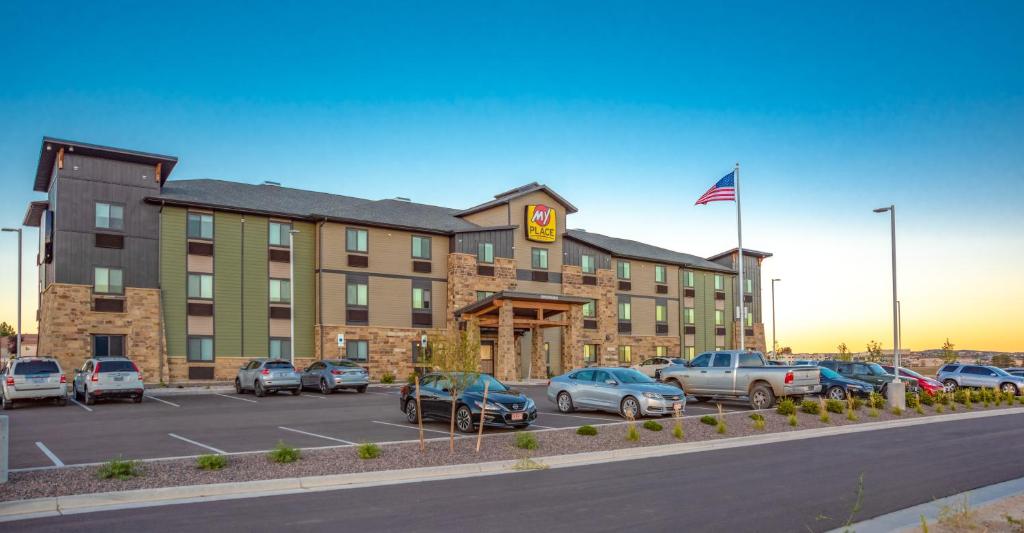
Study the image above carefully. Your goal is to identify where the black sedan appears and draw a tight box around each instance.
[400,372,537,433]
[819,366,875,400]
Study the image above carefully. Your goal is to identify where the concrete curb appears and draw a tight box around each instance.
[1,407,1020,522]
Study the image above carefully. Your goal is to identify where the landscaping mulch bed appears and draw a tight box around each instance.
[2,400,1020,503]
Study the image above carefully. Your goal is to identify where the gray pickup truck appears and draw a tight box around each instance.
[659,350,820,409]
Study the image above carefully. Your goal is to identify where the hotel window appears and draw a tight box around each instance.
[583,344,598,364]
[187,336,213,362]
[655,265,667,284]
[269,279,291,304]
[746,309,753,327]
[714,275,724,291]
[95,203,124,231]
[346,340,369,362]
[582,299,597,318]
[347,280,368,307]
[94,267,124,295]
[617,260,631,280]
[476,291,495,301]
[269,222,292,247]
[683,271,694,287]
[412,236,431,259]
[531,248,548,270]
[188,273,213,299]
[684,308,695,324]
[581,254,596,274]
[745,278,753,293]
[413,286,431,310]
[715,310,724,326]
[618,346,632,364]
[346,228,368,253]
[477,242,494,264]
[92,334,125,357]
[618,299,631,320]
[269,338,291,360]
[656,302,668,322]
[187,213,213,240]
[656,346,668,357]
[685,346,695,359]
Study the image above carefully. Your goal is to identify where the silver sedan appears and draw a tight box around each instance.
[547,367,686,418]
[300,359,369,394]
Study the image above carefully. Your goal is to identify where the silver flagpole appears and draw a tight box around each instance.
[735,162,744,351]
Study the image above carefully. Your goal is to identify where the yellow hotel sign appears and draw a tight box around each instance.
[526,204,557,243]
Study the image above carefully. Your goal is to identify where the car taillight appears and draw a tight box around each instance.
[400,385,409,396]
[130,362,143,380]
[261,369,270,375]
[91,364,100,382]
[60,374,66,384]
[784,371,794,384]
[331,369,343,375]
[4,376,12,386]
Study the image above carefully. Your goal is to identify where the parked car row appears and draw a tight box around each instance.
[936,364,1024,395]
[233,358,370,397]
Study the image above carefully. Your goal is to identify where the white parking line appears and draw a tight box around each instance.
[144,395,181,407]
[69,398,93,412]
[35,442,64,467]
[365,391,398,396]
[294,393,326,400]
[529,424,555,429]
[278,426,356,445]
[168,433,227,454]
[538,411,616,422]
[214,393,258,404]
[372,420,454,436]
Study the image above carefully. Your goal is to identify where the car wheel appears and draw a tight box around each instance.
[85,390,96,405]
[943,380,958,393]
[254,381,266,397]
[291,388,301,396]
[57,395,68,406]
[620,396,641,419]
[556,391,574,413]
[1001,383,1019,396]
[357,385,367,394]
[749,384,775,410]
[827,386,846,401]
[235,379,244,394]
[1,395,12,410]
[320,379,332,395]
[691,396,712,403]
[405,399,419,423]
[880,384,889,399]
[455,405,474,433]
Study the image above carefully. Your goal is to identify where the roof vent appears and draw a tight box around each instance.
[263,180,281,187]
[394,197,411,202]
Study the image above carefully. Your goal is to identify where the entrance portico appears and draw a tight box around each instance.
[456,291,589,382]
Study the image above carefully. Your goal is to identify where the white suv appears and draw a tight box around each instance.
[73,356,145,405]
[0,357,68,409]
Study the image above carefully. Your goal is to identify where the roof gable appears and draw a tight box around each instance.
[456,182,578,217]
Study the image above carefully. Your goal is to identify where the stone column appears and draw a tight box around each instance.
[530,326,546,379]
[495,300,516,381]
[562,305,583,371]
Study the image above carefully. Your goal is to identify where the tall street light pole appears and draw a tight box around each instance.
[2,228,22,357]
[770,278,781,358]
[873,205,903,407]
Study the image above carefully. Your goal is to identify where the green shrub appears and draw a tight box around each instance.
[357,443,381,460]
[576,425,598,436]
[819,410,831,423]
[700,415,718,426]
[846,409,858,421]
[800,400,821,415]
[850,396,865,410]
[268,442,301,464]
[196,454,227,471]
[868,407,879,417]
[642,420,663,432]
[953,389,967,404]
[920,393,935,406]
[869,392,885,409]
[970,389,983,403]
[98,457,140,480]
[748,413,765,422]
[787,414,798,426]
[937,391,952,406]
[906,393,920,409]
[515,432,539,450]
[776,398,797,416]
[935,403,944,413]
[626,425,640,442]
[915,405,925,415]
[672,425,684,440]
[891,406,904,416]
[716,421,727,434]
[753,418,766,430]
[380,372,396,384]
[825,399,845,414]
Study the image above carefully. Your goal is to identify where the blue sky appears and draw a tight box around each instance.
[1,1,1022,351]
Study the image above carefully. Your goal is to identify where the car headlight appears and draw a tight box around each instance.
[473,400,503,411]
[642,392,663,399]
[524,398,535,409]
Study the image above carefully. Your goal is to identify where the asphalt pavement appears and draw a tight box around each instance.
[4,384,752,470]
[7,413,1023,532]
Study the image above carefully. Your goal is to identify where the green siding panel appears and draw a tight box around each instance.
[214,212,243,357]
[160,207,187,358]
[724,274,735,349]
[242,217,269,357]
[292,221,316,358]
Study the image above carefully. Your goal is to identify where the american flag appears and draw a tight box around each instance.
[694,171,736,205]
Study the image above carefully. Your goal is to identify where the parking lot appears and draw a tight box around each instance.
[4,384,754,471]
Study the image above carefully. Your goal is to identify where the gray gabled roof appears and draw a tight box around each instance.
[152,179,479,234]
[565,229,734,273]
[707,248,773,261]
[456,182,578,217]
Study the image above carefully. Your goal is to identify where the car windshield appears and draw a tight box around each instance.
[669,358,685,365]
[867,363,889,376]
[611,369,655,384]
[466,374,510,392]
[14,360,60,375]
[990,367,1012,377]
[97,361,135,373]
[819,367,840,380]
[265,362,294,370]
